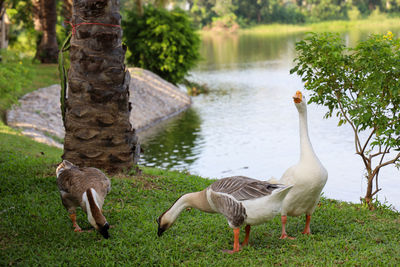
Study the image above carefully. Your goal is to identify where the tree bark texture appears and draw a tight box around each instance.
[33,0,59,63]
[63,0,139,173]
[62,0,73,22]
[364,174,373,208]
[0,3,9,50]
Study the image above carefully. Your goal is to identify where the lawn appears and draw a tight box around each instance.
[1,122,400,266]
[0,50,59,122]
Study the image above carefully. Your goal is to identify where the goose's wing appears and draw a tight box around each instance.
[56,167,83,210]
[209,191,246,228]
[81,167,111,195]
[56,167,81,194]
[210,176,280,201]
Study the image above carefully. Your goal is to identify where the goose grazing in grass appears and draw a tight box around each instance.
[56,160,111,239]
[157,176,292,253]
[274,91,328,239]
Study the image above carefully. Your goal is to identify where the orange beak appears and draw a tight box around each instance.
[293,91,302,103]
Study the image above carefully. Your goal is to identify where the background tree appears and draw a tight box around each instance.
[291,32,400,208]
[63,0,139,173]
[32,0,58,63]
[233,0,268,24]
[0,0,9,49]
[186,0,216,28]
[211,0,237,27]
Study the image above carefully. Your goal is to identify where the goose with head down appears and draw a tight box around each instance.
[56,160,111,239]
[274,91,328,239]
[157,176,292,253]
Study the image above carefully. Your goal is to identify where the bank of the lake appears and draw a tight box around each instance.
[1,121,400,265]
[199,16,400,36]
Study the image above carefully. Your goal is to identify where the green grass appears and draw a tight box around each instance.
[236,16,400,35]
[1,121,400,265]
[0,50,59,123]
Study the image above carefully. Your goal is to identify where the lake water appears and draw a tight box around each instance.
[138,26,400,209]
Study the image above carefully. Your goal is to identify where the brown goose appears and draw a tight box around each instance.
[157,176,292,253]
[56,160,111,239]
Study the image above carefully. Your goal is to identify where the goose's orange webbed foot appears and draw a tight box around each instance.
[70,213,82,232]
[279,233,295,240]
[222,228,241,254]
[279,215,295,240]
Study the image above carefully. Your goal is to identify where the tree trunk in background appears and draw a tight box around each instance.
[135,0,143,16]
[63,0,140,173]
[33,0,58,63]
[156,0,168,8]
[0,1,9,50]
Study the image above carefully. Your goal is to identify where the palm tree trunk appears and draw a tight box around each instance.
[63,0,139,173]
[33,0,58,63]
[62,0,73,22]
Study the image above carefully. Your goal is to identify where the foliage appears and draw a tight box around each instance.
[187,0,218,28]
[1,122,400,265]
[4,0,68,55]
[0,50,35,120]
[0,50,59,122]
[268,3,306,24]
[308,0,347,21]
[291,32,400,207]
[5,2,36,52]
[347,6,362,20]
[123,5,201,85]
[182,0,400,28]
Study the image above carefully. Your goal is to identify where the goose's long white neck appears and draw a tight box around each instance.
[298,106,317,163]
[164,191,212,224]
[165,194,192,224]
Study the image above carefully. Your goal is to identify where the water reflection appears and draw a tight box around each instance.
[199,33,302,70]
[138,108,202,170]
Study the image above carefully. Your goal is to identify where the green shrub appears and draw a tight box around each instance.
[123,5,201,85]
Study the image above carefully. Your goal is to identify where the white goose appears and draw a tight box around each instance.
[157,176,292,253]
[274,91,328,239]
